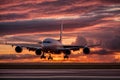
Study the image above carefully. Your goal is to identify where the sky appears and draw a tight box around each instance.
[0,0,120,63]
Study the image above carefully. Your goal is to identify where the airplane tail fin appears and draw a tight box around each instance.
[59,21,63,43]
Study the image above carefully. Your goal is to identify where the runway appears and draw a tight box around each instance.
[0,69,120,80]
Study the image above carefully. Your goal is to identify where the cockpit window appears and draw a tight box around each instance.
[43,41,51,43]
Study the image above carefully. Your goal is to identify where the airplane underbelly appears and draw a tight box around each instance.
[43,45,62,53]
[43,46,56,52]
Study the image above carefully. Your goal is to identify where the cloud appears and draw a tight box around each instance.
[0,54,38,60]
[0,0,119,22]
[100,0,120,4]
[0,13,28,21]
[0,19,60,36]
[71,31,120,51]
[0,10,118,36]
[72,35,87,46]
[70,51,119,63]
[103,36,120,51]
[0,0,120,54]
[2,35,41,43]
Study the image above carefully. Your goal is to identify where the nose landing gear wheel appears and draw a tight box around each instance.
[64,55,69,59]
[41,55,46,59]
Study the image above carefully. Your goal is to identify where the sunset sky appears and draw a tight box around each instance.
[0,0,120,63]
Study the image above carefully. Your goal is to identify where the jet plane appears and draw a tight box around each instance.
[3,22,100,60]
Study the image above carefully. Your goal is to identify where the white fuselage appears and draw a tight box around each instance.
[41,38,63,53]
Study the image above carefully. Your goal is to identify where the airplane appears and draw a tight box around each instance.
[2,22,100,60]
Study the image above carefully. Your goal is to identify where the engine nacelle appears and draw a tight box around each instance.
[83,47,90,54]
[35,49,42,55]
[15,46,23,53]
[64,49,71,55]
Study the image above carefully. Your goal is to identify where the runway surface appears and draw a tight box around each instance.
[0,69,120,80]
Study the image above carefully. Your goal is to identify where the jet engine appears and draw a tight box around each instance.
[15,46,23,53]
[83,47,90,54]
[35,49,42,55]
[64,49,71,55]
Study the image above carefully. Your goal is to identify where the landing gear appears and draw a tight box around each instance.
[64,55,69,59]
[48,54,53,60]
[40,52,53,60]
[40,52,46,59]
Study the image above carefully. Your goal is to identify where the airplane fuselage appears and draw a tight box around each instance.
[42,38,63,54]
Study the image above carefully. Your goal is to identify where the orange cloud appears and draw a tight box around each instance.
[0,0,119,22]
[0,0,120,63]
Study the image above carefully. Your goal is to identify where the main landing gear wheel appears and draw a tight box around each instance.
[40,53,46,59]
[64,55,69,59]
[48,54,53,60]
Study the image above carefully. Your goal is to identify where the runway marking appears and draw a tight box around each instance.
[0,76,120,78]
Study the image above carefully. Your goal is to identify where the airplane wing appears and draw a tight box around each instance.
[62,45,84,51]
[1,42,42,51]
[63,44,101,50]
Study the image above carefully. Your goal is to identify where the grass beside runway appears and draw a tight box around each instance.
[0,63,120,69]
